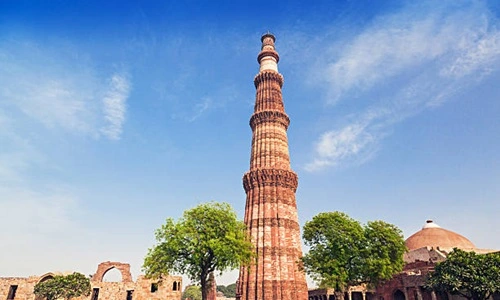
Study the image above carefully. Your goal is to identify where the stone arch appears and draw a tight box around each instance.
[393,290,406,300]
[92,261,133,283]
[34,273,57,300]
[37,272,56,283]
[102,267,123,282]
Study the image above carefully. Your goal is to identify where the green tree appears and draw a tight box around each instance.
[362,220,407,285]
[143,202,254,300]
[302,212,406,295]
[182,285,202,300]
[217,283,236,297]
[33,272,91,300]
[426,248,500,300]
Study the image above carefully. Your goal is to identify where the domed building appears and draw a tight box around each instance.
[376,220,496,300]
[307,220,497,300]
[405,220,475,251]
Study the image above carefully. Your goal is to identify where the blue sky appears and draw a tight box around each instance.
[1,0,499,286]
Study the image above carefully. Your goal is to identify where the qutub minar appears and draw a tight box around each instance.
[236,33,308,300]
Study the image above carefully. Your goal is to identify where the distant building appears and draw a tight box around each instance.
[377,220,497,300]
[308,220,498,300]
[0,261,182,300]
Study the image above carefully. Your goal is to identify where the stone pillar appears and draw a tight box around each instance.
[207,272,217,300]
[416,288,423,300]
[236,33,308,300]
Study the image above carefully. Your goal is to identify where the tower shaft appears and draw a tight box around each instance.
[237,34,308,300]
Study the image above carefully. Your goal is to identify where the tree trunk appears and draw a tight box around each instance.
[201,275,207,300]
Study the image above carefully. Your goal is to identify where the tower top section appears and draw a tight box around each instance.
[258,32,280,72]
[261,32,276,43]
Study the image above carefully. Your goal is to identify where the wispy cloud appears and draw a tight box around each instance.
[0,39,132,140]
[168,84,240,122]
[306,114,380,172]
[0,39,137,276]
[187,97,213,122]
[306,0,500,171]
[100,73,131,140]
[0,39,133,273]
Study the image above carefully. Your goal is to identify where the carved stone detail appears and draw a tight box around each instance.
[249,110,290,130]
[248,217,300,231]
[243,169,298,192]
[254,71,284,88]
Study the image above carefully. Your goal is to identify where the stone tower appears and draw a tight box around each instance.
[236,33,308,300]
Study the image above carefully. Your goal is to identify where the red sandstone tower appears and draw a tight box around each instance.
[236,33,308,300]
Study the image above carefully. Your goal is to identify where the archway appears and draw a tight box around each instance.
[38,273,55,283]
[393,290,405,300]
[102,267,123,282]
[92,261,133,283]
[35,274,56,300]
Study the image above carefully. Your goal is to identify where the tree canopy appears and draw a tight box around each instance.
[426,248,500,300]
[143,202,254,300]
[302,211,406,292]
[217,283,236,298]
[182,285,202,300]
[33,272,91,300]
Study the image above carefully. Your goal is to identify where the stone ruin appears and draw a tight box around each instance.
[0,261,182,300]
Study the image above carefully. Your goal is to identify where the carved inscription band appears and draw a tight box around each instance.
[246,194,297,207]
[254,246,303,258]
[248,217,300,231]
[249,110,290,130]
[254,71,284,88]
[243,169,298,191]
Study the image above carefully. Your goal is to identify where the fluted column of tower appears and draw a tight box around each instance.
[236,33,308,300]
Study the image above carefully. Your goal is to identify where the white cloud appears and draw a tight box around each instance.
[0,39,131,140]
[0,40,135,274]
[168,84,239,122]
[317,2,499,104]
[187,97,213,122]
[440,30,500,79]
[305,112,383,172]
[100,74,131,140]
[0,63,93,134]
[306,1,500,171]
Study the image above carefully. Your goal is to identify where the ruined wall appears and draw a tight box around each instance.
[80,275,181,300]
[0,262,182,300]
[0,276,39,300]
